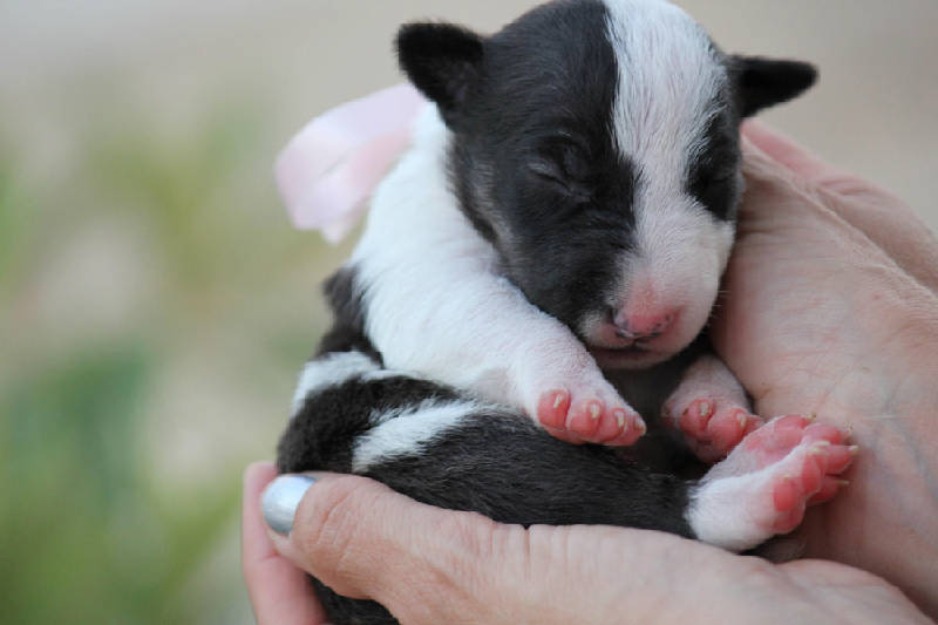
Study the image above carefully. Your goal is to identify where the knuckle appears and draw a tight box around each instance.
[293,477,378,574]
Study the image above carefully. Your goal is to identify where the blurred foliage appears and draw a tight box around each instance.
[0,155,35,293]
[88,107,268,293]
[1,347,238,624]
[0,98,343,623]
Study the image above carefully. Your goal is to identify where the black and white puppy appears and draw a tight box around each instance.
[278,1,853,623]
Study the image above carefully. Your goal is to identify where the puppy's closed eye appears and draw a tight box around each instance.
[528,140,594,200]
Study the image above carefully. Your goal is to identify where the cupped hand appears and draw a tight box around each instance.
[243,462,931,625]
[710,122,938,616]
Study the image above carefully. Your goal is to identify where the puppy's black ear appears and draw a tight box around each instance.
[396,22,484,125]
[730,56,818,118]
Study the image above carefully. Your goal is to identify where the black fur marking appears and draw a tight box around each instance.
[396,23,485,126]
[687,108,743,223]
[442,0,638,332]
[395,6,817,341]
[315,266,382,362]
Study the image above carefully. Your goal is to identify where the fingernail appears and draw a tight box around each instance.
[262,474,316,535]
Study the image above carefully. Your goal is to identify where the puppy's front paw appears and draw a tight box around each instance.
[688,415,856,551]
[508,328,646,447]
[518,348,645,446]
[663,396,762,463]
[663,354,761,461]
[536,388,645,446]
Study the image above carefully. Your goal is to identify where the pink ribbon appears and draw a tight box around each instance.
[274,83,428,243]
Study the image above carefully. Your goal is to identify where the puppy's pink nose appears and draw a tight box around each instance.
[613,309,678,340]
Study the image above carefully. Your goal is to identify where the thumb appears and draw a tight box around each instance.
[261,473,519,624]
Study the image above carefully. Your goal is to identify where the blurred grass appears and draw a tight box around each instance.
[88,107,267,294]
[0,154,35,294]
[0,98,344,623]
[1,347,238,624]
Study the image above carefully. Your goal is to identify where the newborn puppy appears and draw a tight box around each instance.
[277,1,854,623]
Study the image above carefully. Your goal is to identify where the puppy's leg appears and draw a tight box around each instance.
[686,414,855,551]
[662,354,762,461]
[357,259,645,445]
[353,261,645,447]
[511,323,647,447]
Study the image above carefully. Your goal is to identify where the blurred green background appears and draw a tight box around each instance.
[1,1,935,623]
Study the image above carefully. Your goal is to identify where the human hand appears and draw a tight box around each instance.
[710,121,938,617]
[243,461,932,625]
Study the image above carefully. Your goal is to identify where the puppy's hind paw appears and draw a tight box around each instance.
[687,415,855,551]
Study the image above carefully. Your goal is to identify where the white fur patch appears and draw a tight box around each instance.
[685,474,773,552]
[291,352,388,416]
[351,399,478,471]
[604,0,724,191]
[594,0,735,355]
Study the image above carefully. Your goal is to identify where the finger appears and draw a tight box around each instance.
[742,120,907,211]
[264,473,513,625]
[814,173,938,294]
[242,462,328,625]
[742,120,847,184]
[742,121,938,293]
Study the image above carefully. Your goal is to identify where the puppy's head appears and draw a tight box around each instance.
[398,0,815,369]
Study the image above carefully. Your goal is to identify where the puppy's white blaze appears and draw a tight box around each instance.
[620,197,734,322]
[353,108,586,406]
[601,0,733,353]
[604,0,724,186]
[351,400,477,472]
[291,352,386,416]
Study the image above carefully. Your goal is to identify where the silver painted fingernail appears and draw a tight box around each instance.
[262,474,316,536]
